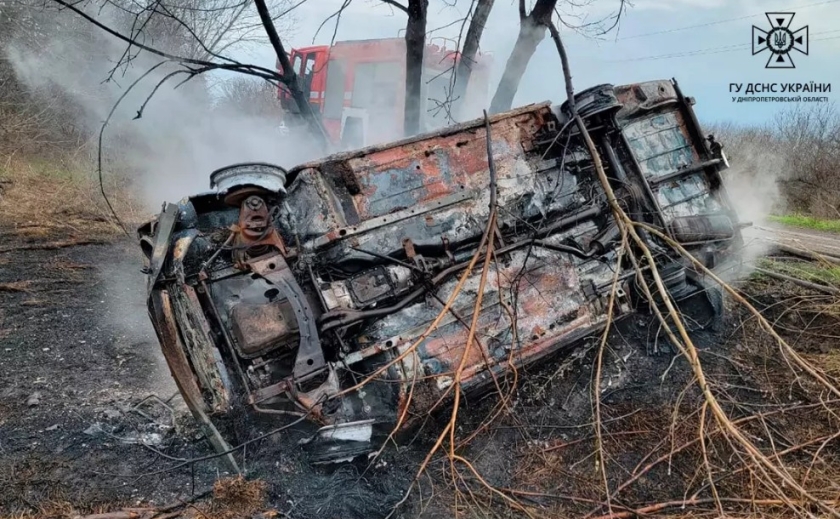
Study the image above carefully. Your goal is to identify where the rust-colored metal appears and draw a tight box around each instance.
[140,81,739,462]
[232,195,287,264]
[230,299,298,356]
[248,254,326,378]
[149,290,208,414]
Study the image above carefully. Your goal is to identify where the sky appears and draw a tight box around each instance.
[236,0,840,125]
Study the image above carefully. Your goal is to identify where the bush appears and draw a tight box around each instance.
[708,103,840,220]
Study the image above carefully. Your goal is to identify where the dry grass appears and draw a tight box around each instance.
[0,281,32,293]
[200,476,268,519]
[0,477,271,519]
[48,259,93,271]
[759,258,840,287]
[0,500,75,519]
[0,500,133,519]
[20,299,48,307]
[808,352,840,376]
[0,155,144,241]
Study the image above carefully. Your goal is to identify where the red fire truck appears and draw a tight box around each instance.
[279,38,491,148]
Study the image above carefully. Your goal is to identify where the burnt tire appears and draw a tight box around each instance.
[632,261,691,310]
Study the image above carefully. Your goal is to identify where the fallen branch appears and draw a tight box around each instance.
[0,281,32,292]
[560,52,840,517]
[774,243,840,266]
[72,490,213,519]
[754,266,840,295]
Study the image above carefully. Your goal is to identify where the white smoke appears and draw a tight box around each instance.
[714,124,787,265]
[4,2,319,211]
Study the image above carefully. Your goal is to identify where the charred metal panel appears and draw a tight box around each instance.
[614,80,678,119]
[390,247,622,405]
[208,272,300,359]
[169,285,232,414]
[614,80,736,249]
[148,291,239,472]
[289,105,557,257]
[230,300,298,355]
[622,112,696,178]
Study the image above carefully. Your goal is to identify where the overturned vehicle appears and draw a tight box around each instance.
[140,79,742,463]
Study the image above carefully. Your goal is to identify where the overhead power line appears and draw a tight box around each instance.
[611,0,840,41]
[607,29,840,63]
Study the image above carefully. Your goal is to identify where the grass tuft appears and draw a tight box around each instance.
[768,214,840,233]
[206,476,268,519]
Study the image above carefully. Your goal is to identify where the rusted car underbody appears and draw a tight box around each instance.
[139,79,742,463]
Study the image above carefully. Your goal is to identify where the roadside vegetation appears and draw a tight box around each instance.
[769,214,840,233]
[0,1,287,242]
[709,102,840,220]
[0,156,136,242]
[758,256,840,285]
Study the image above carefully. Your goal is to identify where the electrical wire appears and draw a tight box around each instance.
[604,0,840,42]
[607,31,840,63]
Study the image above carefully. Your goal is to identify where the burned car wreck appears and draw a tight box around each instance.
[139,79,742,463]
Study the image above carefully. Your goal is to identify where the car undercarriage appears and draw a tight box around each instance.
[139,79,742,464]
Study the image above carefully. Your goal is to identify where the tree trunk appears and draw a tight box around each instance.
[488,0,556,114]
[452,0,494,119]
[548,20,576,114]
[253,0,330,153]
[403,0,428,137]
[488,17,545,114]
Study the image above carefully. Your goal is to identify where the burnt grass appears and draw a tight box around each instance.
[2,223,839,519]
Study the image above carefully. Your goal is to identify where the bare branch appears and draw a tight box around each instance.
[381,0,409,14]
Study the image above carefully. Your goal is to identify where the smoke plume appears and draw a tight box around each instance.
[4,2,319,211]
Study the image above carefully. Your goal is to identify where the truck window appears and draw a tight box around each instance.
[324,59,345,119]
[304,53,316,77]
[302,52,318,107]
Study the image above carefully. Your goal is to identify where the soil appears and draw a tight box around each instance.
[0,225,416,518]
[2,220,839,519]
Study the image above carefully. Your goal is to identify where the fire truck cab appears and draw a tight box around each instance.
[279,38,491,148]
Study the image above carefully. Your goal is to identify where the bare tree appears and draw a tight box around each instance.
[488,0,557,114]
[253,0,331,147]
[775,104,840,218]
[706,104,840,219]
[490,0,625,114]
[451,0,494,118]
[0,1,109,155]
[381,0,429,136]
[216,76,283,118]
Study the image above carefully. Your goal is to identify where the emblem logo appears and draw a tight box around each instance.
[752,12,809,68]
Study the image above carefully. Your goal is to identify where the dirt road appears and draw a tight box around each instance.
[746,222,840,258]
